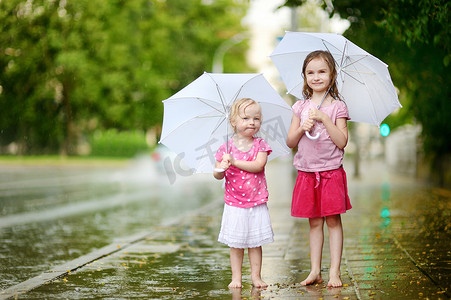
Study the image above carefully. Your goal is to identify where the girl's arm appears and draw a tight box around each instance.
[229,151,268,173]
[213,159,230,180]
[309,109,348,149]
[286,113,314,148]
[324,117,348,149]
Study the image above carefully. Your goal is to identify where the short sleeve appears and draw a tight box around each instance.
[257,138,272,156]
[292,100,309,118]
[215,143,227,162]
[336,101,350,120]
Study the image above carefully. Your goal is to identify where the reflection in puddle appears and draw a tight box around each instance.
[0,157,222,291]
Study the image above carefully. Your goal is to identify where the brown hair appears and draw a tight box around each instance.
[229,98,261,133]
[301,50,341,100]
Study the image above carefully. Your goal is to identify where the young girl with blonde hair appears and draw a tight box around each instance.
[214,97,274,288]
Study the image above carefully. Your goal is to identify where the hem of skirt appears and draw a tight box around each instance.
[291,208,351,218]
[218,237,274,249]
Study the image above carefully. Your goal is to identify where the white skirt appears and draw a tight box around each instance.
[218,203,274,249]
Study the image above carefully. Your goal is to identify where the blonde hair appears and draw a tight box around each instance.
[229,98,261,133]
[302,50,341,100]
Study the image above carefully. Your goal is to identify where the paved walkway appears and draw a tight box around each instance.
[260,159,450,299]
[1,158,449,299]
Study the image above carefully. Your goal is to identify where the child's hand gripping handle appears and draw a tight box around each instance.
[214,154,233,173]
[305,87,329,140]
[303,110,320,140]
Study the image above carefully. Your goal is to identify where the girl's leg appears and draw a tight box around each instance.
[301,217,325,286]
[248,246,268,288]
[325,214,343,287]
[229,247,244,288]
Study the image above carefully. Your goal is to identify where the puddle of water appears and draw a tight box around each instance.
[3,158,450,298]
[345,176,451,295]
[23,213,238,299]
[0,159,222,291]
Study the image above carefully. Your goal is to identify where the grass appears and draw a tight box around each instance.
[88,129,150,158]
[0,130,153,167]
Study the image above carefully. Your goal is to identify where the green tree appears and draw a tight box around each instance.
[0,0,249,155]
[328,0,450,185]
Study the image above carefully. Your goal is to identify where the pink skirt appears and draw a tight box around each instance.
[291,166,351,218]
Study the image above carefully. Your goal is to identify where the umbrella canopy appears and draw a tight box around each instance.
[270,31,402,126]
[160,72,292,173]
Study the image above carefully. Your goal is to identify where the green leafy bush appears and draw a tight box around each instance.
[89,130,149,158]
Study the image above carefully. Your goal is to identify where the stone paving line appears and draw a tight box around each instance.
[1,159,450,299]
[0,237,145,300]
[0,200,222,300]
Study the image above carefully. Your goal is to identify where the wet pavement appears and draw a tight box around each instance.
[0,156,450,299]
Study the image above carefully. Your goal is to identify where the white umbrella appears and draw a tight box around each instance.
[270,31,402,127]
[159,72,292,174]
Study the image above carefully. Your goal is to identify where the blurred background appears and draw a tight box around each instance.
[0,0,449,186]
[0,1,450,298]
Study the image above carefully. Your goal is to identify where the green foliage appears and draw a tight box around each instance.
[279,0,450,184]
[315,0,450,185]
[0,0,249,155]
[280,0,308,7]
[88,129,149,158]
[381,0,450,66]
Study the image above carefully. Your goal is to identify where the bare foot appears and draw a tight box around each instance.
[327,272,342,287]
[251,276,268,288]
[300,272,323,286]
[228,279,242,288]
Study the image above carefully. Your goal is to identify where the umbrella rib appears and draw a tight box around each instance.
[338,56,372,86]
[324,39,371,84]
[340,69,365,85]
[320,37,342,54]
[232,86,244,102]
[339,40,348,67]
[341,55,369,69]
[196,115,224,118]
[216,84,228,113]
[198,116,229,162]
[204,73,228,113]
[166,97,225,115]
[230,74,260,103]
[321,39,347,68]
[323,39,352,84]
[342,69,375,75]
[160,113,223,141]
[204,72,231,153]
[195,97,225,115]
[210,116,227,138]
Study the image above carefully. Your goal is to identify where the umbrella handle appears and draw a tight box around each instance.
[214,168,225,173]
[306,131,320,140]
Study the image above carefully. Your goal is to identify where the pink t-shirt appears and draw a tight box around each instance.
[292,99,350,172]
[215,137,272,208]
